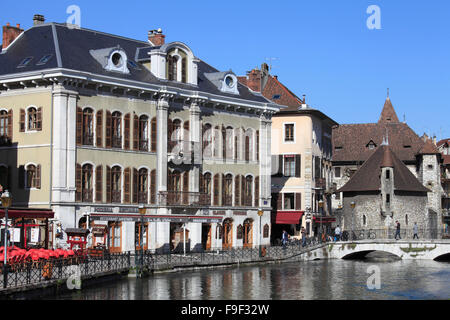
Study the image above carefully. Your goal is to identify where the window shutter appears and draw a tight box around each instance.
[76,164,82,202]
[96,165,103,203]
[133,168,138,204]
[18,165,25,189]
[213,174,220,206]
[278,155,283,176]
[295,155,301,178]
[241,175,246,206]
[199,173,204,193]
[245,136,250,162]
[106,166,111,203]
[181,57,187,83]
[36,164,41,189]
[295,193,302,210]
[255,176,259,207]
[151,117,157,152]
[124,113,130,150]
[96,110,103,147]
[105,111,112,148]
[36,107,42,131]
[277,193,282,210]
[222,126,226,159]
[150,170,156,204]
[19,109,25,132]
[133,114,139,150]
[76,107,83,146]
[221,173,225,205]
[124,167,131,203]
[235,175,240,206]
[183,171,189,192]
[7,109,13,140]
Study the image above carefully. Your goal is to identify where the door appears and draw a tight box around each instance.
[223,219,233,250]
[202,224,212,251]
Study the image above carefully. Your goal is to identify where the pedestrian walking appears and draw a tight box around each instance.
[395,220,401,240]
[335,225,341,242]
[301,227,307,247]
[413,222,419,239]
[282,230,288,249]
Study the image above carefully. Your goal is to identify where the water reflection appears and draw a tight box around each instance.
[50,259,450,300]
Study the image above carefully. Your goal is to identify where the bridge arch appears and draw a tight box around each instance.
[433,253,450,262]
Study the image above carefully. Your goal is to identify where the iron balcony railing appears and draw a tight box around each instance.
[111,191,121,203]
[138,192,148,204]
[222,195,233,206]
[139,140,149,152]
[337,228,448,241]
[112,136,122,149]
[159,191,210,206]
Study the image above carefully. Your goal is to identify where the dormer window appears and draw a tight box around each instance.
[367,140,377,150]
[167,49,187,83]
[104,49,130,74]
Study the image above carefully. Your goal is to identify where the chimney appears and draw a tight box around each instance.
[148,28,165,46]
[33,14,45,26]
[246,68,261,92]
[2,22,24,49]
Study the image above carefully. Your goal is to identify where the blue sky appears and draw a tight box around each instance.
[2,0,449,140]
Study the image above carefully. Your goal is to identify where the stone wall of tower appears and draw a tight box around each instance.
[420,155,442,217]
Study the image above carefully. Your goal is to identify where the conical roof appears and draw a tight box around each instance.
[338,145,430,193]
[378,98,400,123]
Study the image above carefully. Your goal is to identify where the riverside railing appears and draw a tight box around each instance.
[338,228,448,241]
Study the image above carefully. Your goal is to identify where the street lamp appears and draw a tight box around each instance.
[318,200,324,243]
[1,190,11,288]
[138,205,146,278]
[257,210,264,257]
[350,201,356,241]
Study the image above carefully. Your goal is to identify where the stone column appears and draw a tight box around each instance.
[156,96,169,196]
[259,112,272,209]
[190,100,201,193]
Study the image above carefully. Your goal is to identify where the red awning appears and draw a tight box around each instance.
[276,211,304,225]
[0,208,54,219]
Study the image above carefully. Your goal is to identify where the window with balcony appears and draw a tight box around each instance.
[244,175,253,206]
[223,174,233,206]
[138,168,148,204]
[200,172,212,205]
[83,108,94,146]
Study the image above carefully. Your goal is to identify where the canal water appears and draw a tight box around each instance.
[48,255,450,300]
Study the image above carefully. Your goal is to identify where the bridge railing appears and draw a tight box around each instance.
[339,228,449,241]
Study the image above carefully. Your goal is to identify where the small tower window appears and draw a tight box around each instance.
[386,170,390,179]
[386,194,390,204]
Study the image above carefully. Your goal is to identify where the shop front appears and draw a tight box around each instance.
[0,208,54,249]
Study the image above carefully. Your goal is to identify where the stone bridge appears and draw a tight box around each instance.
[297,240,450,261]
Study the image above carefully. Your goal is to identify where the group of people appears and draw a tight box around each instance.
[281,220,421,247]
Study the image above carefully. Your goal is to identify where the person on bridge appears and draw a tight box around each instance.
[301,227,307,247]
[282,230,289,249]
[413,222,419,239]
[334,225,341,242]
[395,221,401,240]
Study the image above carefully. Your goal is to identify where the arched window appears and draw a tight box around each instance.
[244,175,253,206]
[139,115,149,151]
[263,224,270,238]
[200,172,212,205]
[28,107,38,130]
[243,219,253,248]
[223,219,233,250]
[26,164,41,189]
[82,108,94,145]
[111,166,122,203]
[138,168,148,204]
[111,112,122,148]
[203,123,212,158]
[82,164,93,202]
[237,225,243,240]
[244,129,252,162]
[0,110,8,137]
[167,55,178,81]
[223,174,233,206]
[151,117,157,152]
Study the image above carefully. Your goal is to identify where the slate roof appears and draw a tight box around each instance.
[338,145,430,193]
[0,23,270,104]
[333,98,426,163]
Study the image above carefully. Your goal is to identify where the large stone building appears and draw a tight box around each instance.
[437,138,450,228]
[0,16,281,252]
[332,96,443,231]
[238,65,338,241]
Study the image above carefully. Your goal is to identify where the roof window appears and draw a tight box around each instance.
[17,57,33,68]
[36,54,53,66]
